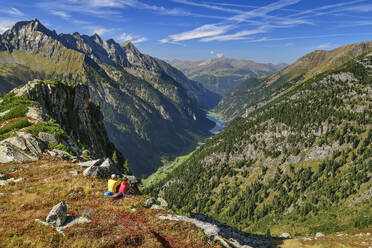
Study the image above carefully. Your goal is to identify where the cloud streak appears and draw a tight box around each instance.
[118,32,147,44]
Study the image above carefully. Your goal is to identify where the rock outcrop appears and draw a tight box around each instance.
[159,213,270,248]
[46,202,68,227]
[83,158,121,178]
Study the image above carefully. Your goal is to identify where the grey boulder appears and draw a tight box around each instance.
[79,159,103,168]
[17,132,46,156]
[48,149,76,161]
[0,137,27,150]
[157,197,168,208]
[280,233,291,239]
[0,143,37,163]
[38,132,58,145]
[143,198,156,208]
[315,232,325,238]
[83,158,120,178]
[46,202,68,227]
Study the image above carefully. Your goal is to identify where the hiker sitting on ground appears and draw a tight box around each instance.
[104,174,120,196]
[112,177,131,199]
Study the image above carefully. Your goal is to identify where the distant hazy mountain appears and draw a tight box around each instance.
[215,41,372,121]
[169,57,287,96]
[0,19,219,176]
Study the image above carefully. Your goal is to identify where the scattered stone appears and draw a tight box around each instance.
[143,197,156,208]
[46,202,68,227]
[303,237,312,241]
[150,204,163,210]
[48,149,76,161]
[35,215,91,236]
[122,175,138,184]
[13,178,25,183]
[280,233,291,239]
[83,158,120,178]
[79,159,102,168]
[69,170,78,176]
[38,132,58,145]
[315,232,325,238]
[0,109,10,117]
[0,174,7,180]
[71,158,78,163]
[40,163,50,168]
[0,177,26,186]
[157,197,168,208]
[131,208,136,213]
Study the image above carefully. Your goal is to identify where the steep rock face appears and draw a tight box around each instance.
[2,80,127,170]
[24,81,120,160]
[0,19,215,176]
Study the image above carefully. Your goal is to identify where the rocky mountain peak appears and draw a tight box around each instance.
[121,40,141,54]
[6,18,56,38]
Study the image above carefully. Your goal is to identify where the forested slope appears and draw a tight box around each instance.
[150,51,372,236]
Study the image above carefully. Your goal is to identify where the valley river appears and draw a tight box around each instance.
[206,114,226,134]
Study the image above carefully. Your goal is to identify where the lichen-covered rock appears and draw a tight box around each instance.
[0,143,37,163]
[79,159,103,168]
[0,137,27,150]
[280,233,291,239]
[83,158,120,178]
[315,232,325,238]
[46,202,67,227]
[48,149,76,161]
[157,197,168,208]
[143,198,156,208]
[38,132,58,144]
[16,132,46,156]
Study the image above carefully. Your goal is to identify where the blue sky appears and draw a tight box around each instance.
[0,0,371,63]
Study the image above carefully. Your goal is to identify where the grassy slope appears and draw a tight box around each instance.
[1,159,370,248]
[0,159,221,248]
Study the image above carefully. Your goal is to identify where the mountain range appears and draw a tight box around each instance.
[169,57,287,96]
[215,41,372,122]
[0,19,219,176]
[149,41,372,237]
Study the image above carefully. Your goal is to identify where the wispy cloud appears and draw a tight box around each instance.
[0,8,24,17]
[0,19,18,33]
[316,43,331,49]
[50,10,70,20]
[38,0,193,20]
[160,24,232,43]
[200,27,267,42]
[160,0,372,44]
[8,8,24,16]
[117,32,147,44]
[246,33,372,42]
[161,0,303,43]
